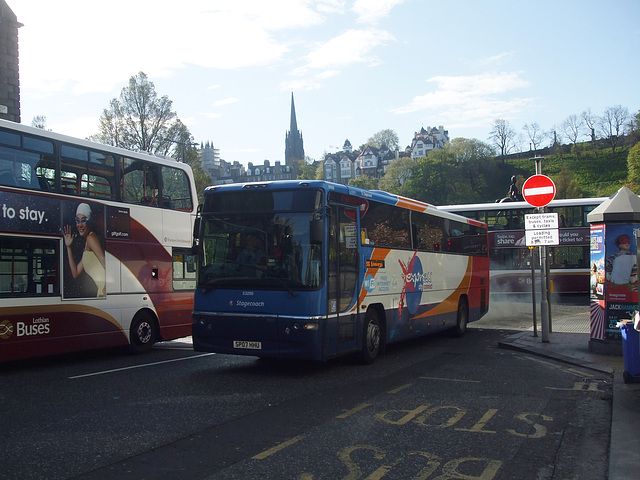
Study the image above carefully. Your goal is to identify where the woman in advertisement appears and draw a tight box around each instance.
[606,234,638,290]
[64,202,106,297]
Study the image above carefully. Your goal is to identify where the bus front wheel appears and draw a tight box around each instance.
[129,312,157,353]
[360,310,382,364]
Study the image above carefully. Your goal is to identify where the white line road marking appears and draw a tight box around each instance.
[68,353,216,379]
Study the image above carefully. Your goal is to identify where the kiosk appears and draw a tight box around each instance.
[587,186,640,355]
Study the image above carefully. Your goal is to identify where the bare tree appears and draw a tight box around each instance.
[598,105,629,153]
[560,115,583,144]
[560,114,584,157]
[489,119,516,160]
[523,122,546,151]
[582,108,598,148]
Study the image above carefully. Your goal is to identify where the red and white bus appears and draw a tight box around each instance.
[439,197,606,295]
[0,119,197,362]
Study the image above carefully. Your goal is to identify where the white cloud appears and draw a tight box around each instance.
[214,98,239,107]
[475,51,517,69]
[352,0,406,24]
[392,72,534,128]
[300,29,395,72]
[13,0,327,94]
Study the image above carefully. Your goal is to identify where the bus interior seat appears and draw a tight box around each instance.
[38,176,52,191]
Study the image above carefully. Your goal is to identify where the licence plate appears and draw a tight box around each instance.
[233,340,262,350]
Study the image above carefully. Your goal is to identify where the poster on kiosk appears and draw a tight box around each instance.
[591,223,640,340]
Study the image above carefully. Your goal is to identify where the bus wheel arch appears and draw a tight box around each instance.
[359,304,386,364]
[450,295,469,338]
[129,309,159,354]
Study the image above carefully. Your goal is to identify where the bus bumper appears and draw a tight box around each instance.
[192,312,325,361]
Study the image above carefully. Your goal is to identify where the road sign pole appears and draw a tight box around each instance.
[530,246,538,337]
[540,243,550,342]
[528,157,552,343]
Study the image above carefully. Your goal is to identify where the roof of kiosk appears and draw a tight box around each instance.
[587,186,640,223]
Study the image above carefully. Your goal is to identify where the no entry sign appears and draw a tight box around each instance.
[522,174,556,207]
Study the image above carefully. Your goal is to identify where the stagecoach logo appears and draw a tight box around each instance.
[0,320,14,340]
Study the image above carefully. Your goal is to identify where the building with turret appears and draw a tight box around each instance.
[408,126,449,160]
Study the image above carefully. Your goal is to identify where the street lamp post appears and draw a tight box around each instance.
[165,138,198,162]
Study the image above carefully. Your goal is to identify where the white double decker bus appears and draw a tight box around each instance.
[0,119,197,362]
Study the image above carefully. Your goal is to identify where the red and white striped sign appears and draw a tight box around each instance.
[522,174,556,207]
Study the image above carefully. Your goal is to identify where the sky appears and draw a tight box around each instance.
[10,0,640,167]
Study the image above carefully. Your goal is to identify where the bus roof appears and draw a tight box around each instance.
[438,196,610,212]
[203,180,485,227]
[0,118,193,174]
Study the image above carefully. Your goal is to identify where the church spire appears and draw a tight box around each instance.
[285,92,304,170]
[289,92,298,132]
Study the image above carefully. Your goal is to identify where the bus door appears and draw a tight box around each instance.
[328,204,359,355]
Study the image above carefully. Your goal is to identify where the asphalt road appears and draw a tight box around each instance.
[2,311,611,480]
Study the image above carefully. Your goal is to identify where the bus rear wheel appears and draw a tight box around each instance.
[360,310,382,364]
[129,312,157,353]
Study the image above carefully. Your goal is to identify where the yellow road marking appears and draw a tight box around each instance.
[337,403,372,419]
[253,435,304,460]
[388,383,412,394]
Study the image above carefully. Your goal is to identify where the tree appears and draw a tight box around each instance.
[447,138,494,163]
[553,168,582,199]
[31,115,48,130]
[91,72,211,201]
[349,176,379,190]
[627,141,640,190]
[378,157,416,195]
[523,122,546,151]
[367,129,400,152]
[598,105,629,153]
[488,119,516,160]
[582,108,598,149]
[91,72,179,155]
[446,138,493,199]
[296,157,319,180]
[626,110,640,143]
[560,114,584,158]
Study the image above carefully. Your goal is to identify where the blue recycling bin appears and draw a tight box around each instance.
[620,323,640,383]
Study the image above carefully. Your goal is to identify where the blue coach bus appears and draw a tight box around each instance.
[191,180,489,363]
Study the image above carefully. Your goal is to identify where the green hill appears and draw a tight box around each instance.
[504,145,631,199]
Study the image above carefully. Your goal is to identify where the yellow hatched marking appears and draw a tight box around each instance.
[337,403,372,419]
[388,383,412,394]
[252,435,304,460]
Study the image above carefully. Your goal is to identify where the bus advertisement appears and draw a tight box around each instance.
[439,197,606,295]
[192,181,489,363]
[0,119,197,362]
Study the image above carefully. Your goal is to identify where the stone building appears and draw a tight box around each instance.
[0,0,21,122]
[408,126,449,160]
